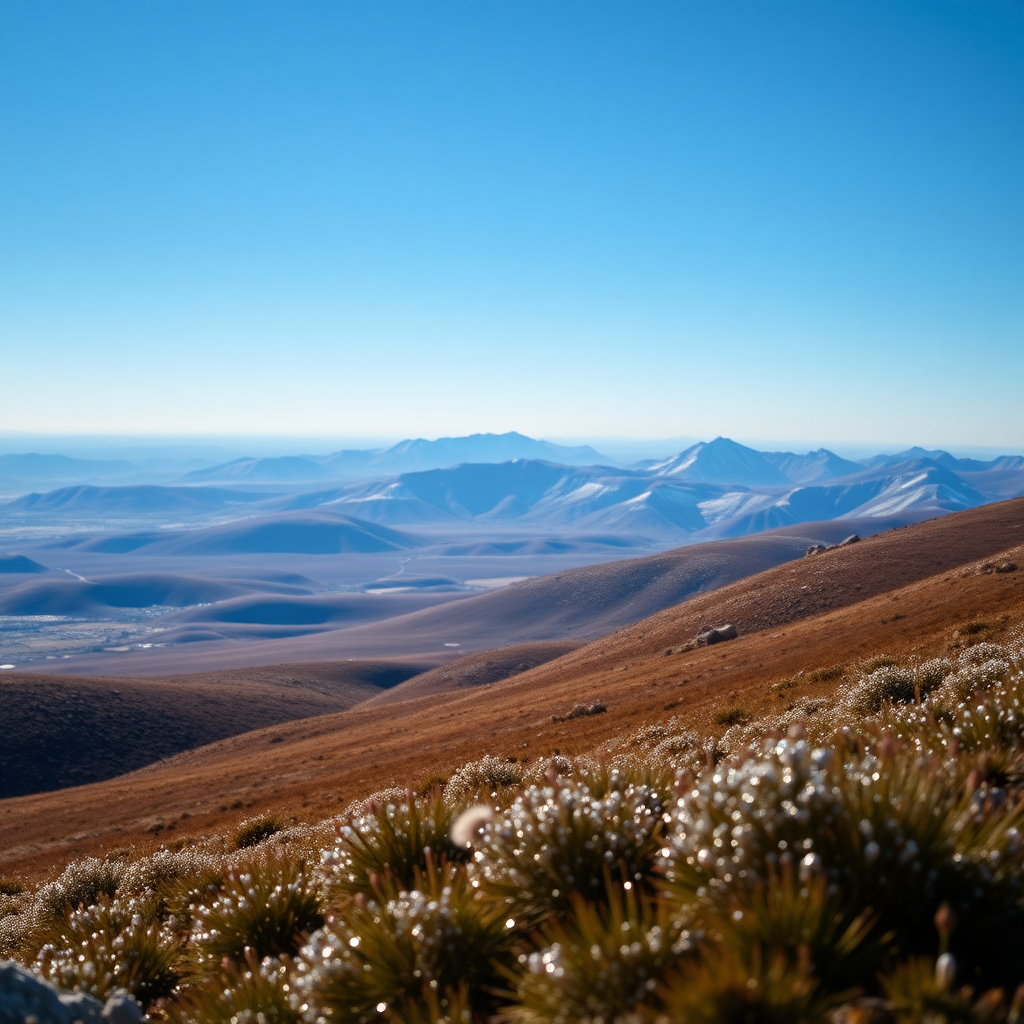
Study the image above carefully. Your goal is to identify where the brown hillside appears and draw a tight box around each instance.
[23,519,883,677]
[363,640,582,706]
[0,658,431,799]
[1,498,1022,878]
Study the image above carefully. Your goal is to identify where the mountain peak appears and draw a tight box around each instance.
[651,438,790,486]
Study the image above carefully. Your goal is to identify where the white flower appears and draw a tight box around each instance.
[450,805,495,848]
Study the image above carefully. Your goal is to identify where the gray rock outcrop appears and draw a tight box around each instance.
[0,961,141,1024]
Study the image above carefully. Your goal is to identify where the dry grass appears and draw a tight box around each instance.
[1,501,1022,882]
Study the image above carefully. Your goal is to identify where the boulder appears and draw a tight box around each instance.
[0,961,141,1024]
[700,624,738,646]
[551,701,607,723]
[838,534,860,547]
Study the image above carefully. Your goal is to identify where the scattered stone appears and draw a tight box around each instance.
[551,701,607,723]
[973,560,1018,575]
[805,544,829,557]
[664,644,694,656]
[665,624,739,653]
[838,534,861,547]
[700,623,738,646]
[99,994,142,1024]
[0,960,140,1024]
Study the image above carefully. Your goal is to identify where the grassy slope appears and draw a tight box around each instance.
[1,498,1021,877]
[0,659,433,799]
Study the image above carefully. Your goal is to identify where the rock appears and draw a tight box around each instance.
[101,993,143,1024]
[698,624,738,646]
[551,701,607,723]
[665,639,698,655]
[838,534,860,546]
[0,960,103,1024]
[0,963,142,1024]
[974,560,1017,575]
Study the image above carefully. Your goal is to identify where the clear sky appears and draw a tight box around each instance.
[1,0,1021,448]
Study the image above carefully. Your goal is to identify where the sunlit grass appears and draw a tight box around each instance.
[6,632,1024,1021]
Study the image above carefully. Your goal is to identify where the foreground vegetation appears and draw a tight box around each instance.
[3,632,1024,1023]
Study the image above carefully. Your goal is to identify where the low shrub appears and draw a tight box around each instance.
[319,791,463,899]
[230,814,285,850]
[292,868,514,1022]
[808,664,845,684]
[715,706,748,726]
[166,952,299,1024]
[35,895,179,1006]
[6,640,1024,1021]
[473,777,665,924]
[505,886,696,1022]
[443,756,525,802]
[658,948,833,1024]
[190,857,325,967]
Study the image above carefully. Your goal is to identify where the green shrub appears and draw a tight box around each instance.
[292,867,514,1022]
[230,813,285,850]
[808,664,845,684]
[473,778,665,925]
[659,948,834,1024]
[842,665,918,715]
[415,768,451,796]
[166,952,299,1024]
[716,706,748,726]
[35,895,179,1006]
[32,857,125,930]
[578,759,677,809]
[505,885,696,1022]
[879,956,1009,1023]
[190,857,324,967]
[319,791,463,899]
[443,755,525,802]
[711,868,885,995]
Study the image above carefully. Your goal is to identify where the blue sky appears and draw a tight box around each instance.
[1,1,1021,448]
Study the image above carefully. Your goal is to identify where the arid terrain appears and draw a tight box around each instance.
[1,496,1021,880]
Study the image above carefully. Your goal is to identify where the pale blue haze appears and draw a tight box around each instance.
[1,0,1021,446]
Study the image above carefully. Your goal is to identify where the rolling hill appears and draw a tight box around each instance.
[1,496,1020,876]
[267,448,1017,537]
[8,485,273,516]
[0,659,432,799]
[0,453,137,483]
[183,431,609,483]
[0,573,300,617]
[147,511,425,555]
[7,439,1021,554]
[0,554,48,574]
[43,511,426,556]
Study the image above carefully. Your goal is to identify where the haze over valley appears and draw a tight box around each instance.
[1,431,1020,675]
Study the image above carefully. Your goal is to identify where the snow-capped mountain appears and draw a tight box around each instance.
[649,438,790,486]
[760,448,864,484]
[183,432,609,484]
[9,437,1022,546]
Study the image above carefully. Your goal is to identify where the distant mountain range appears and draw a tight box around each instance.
[276,437,1016,538]
[3,435,1022,544]
[182,432,607,483]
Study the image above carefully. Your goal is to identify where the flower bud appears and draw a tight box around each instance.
[935,952,956,991]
